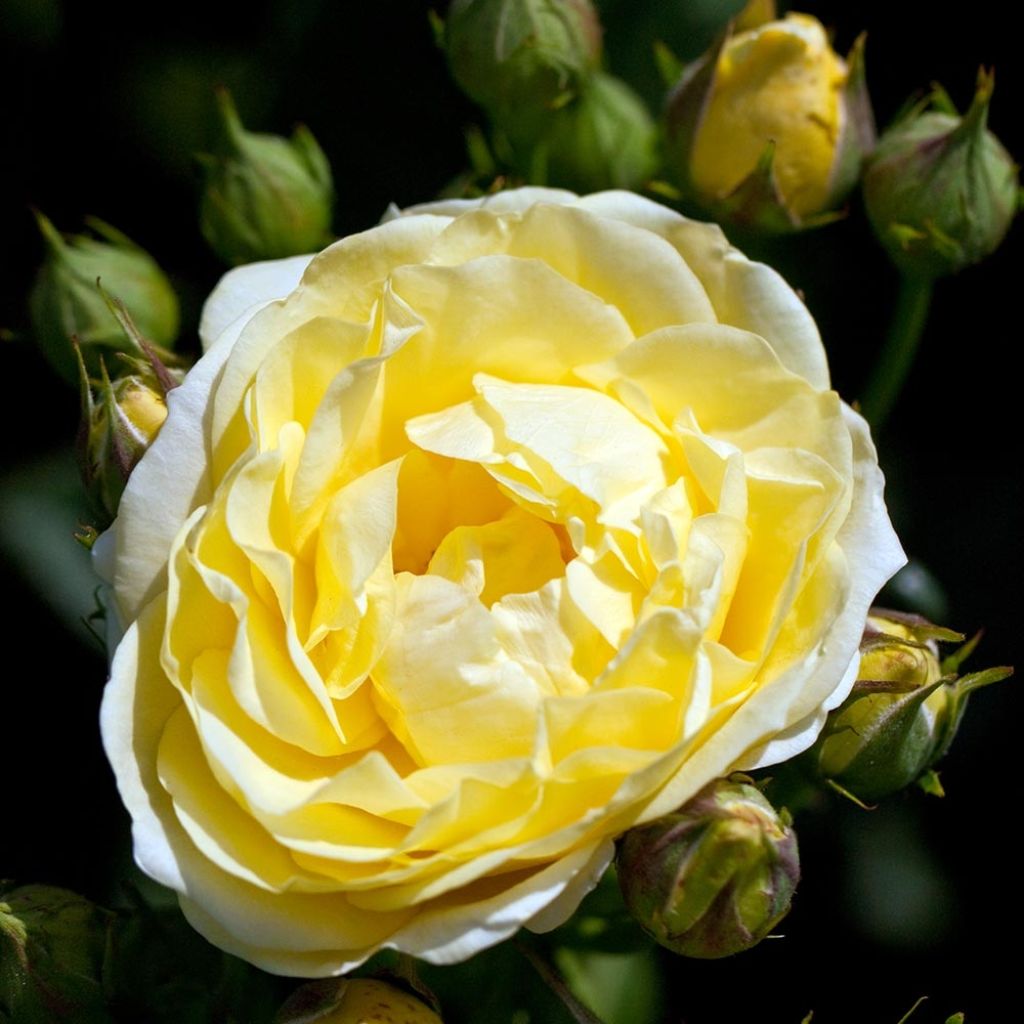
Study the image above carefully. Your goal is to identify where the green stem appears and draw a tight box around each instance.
[514,939,606,1024]
[860,275,934,430]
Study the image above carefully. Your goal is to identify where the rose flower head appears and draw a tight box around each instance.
[665,7,874,231]
[99,188,903,975]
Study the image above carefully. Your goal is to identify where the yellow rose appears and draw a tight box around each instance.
[666,13,874,229]
[98,188,903,975]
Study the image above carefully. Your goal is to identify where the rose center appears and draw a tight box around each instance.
[391,448,573,606]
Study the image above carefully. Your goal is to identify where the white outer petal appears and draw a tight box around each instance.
[198,254,315,351]
[740,403,906,769]
[178,841,614,977]
[100,602,187,892]
[525,839,615,933]
[393,840,613,966]
[110,338,228,624]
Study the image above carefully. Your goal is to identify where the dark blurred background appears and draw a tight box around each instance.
[0,2,1019,1022]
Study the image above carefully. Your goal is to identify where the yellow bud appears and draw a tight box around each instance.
[312,979,443,1024]
[667,13,874,230]
[116,378,169,439]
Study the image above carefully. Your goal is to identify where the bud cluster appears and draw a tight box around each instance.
[76,295,185,525]
[442,0,656,192]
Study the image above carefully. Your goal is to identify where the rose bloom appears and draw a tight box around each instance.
[99,188,903,975]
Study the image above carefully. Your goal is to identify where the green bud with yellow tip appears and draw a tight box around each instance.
[444,0,602,139]
[665,8,875,232]
[616,778,799,959]
[77,295,184,525]
[274,977,443,1024]
[863,69,1019,279]
[811,609,1013,804]
[197,89,334,266]
[28,212,180,385]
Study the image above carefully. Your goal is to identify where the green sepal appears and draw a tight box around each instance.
[715,141,846,234]
[916,769,945,797]
[896,997,928,1024]
[866,608,964,645]
[653,40,684,89]
[825,777,876,811]
[825,32,875,208]
[929,664,1014,764]
[820,676,950,804]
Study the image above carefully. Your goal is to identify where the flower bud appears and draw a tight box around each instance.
[198,89,334,266]
[514,71,658,192]
[811,610,1013,803]
[77,298,183,524]
[665,13,874,231]
[274,977,443,1024]
[0,883,114,1021]
[617,778,799,959]
[863,70,1019,279]
[444,0,602,138]
[29,211,180,385]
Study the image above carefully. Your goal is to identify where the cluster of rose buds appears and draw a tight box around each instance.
[615,608,1009,960]
[442,0,657,192]
[75,295,185,525]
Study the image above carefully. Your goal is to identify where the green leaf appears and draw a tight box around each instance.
[0,450,105,645]
[554,948,663,1024]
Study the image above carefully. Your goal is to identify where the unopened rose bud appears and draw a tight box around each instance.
[863,69,1018,279]
[275,977,443,1024]
[811,610,1013,803]
[665,12,874,231]
[444,0,602,139]
[0,883,114,1021]
[77,299,183,524]
[29,211,180,384]
[516,71,658,191]
[617,778,799,959]
[197,89,334,266]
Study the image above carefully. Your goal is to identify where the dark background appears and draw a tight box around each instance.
[0,2,1019,1022]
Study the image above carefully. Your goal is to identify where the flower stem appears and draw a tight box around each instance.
[514,939,606,1024]
[860,275,934,430]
